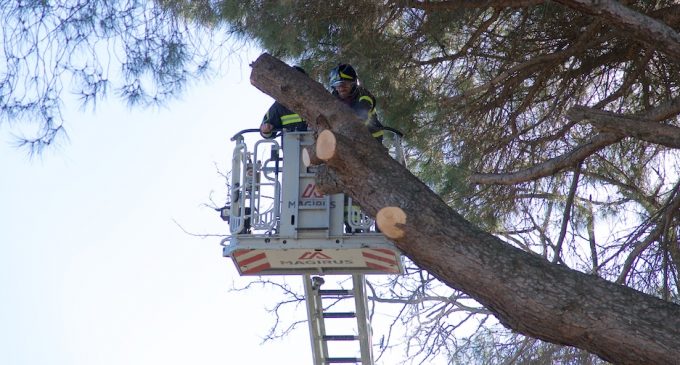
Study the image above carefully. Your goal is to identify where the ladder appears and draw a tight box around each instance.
[304,274,374,365]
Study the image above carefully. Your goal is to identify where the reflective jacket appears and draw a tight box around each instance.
[332,86,384,141]
[260,102,307,138]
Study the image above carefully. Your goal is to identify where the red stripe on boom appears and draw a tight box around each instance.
[362,251,397,266]
[238,252,267,266]
[370,248,395,255]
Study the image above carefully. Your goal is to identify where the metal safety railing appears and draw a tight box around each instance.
[224,129,282,235]
[223,127,405,237]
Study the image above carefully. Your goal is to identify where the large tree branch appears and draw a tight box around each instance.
[250,53,680,365]
[469,99,680,185]
[575,106,680,149]
[555,0,680,62]
[468,132,621,185]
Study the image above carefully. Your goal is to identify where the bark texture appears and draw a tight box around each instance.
[249,53,680,365]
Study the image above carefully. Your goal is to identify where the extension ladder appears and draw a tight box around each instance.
[304,274,373,364]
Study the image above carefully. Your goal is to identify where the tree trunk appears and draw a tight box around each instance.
[249,53,680,365]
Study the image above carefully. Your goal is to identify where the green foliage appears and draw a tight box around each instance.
[0,0,221,152]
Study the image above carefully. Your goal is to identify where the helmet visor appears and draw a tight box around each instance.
[331,78,356,89]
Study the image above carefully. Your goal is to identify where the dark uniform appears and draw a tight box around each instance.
[331,86,384,142]
[329,64,385,233]
[329,64,384,142]
[260,102,307,139]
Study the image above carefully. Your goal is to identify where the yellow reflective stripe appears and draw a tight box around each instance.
[372,130,384,138]
[340,71,354,80]
[358,95,374,107]
[281,113,302,125]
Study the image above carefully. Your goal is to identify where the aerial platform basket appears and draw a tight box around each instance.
[220,129,406,276]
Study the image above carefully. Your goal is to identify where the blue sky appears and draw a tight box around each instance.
[0,51,315,364]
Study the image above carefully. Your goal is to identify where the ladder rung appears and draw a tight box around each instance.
[326,358,361,364]
[323,335,359,341]
[323,312,356,319]
[319,289,353,296]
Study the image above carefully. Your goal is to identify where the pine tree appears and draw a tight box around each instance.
[4,1,680,363]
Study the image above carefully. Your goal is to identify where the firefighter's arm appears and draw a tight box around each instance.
[357,95,384,139]
[351,95,374,123]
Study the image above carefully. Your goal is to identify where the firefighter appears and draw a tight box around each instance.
[328,63,384,142]
[329,64,386,233]
[260,66,309,138]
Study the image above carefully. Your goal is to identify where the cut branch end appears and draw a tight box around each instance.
[316,129,336,161]
[303,146,323,167]
[377,206,407,239]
